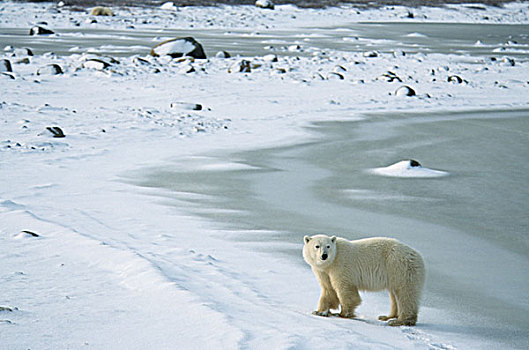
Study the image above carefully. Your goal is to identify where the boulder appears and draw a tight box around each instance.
[46,126,65,138]
[16,57,31,64]
[263,54,278,62]
[29,26,54,35]
[394,85,416,97]
[82,59,110,70]
[448,75,463,84]
[0,59,12,73]
[255,0,274,9]
[13,48,34,57]
[227,60,262,73]
[327,72,344,80]
[377,71,402,82]
[363,50,379,58]
[160,2,177,11]
[1,72,15,80]
[170,102,202,111]
[150,37,206,59]
[179,64,195,74]
[37,64,64,75]
[215,50,231,58]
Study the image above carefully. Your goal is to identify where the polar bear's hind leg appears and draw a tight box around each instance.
[378,291,398,321]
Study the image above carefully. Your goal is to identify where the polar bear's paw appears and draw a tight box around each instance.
[378,315,397,321]
[388,318,417,326]
[339,311,356,319]
[312,310,330,317]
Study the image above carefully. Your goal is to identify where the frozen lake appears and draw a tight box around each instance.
[1,22,528,58]
[136,107,529,349]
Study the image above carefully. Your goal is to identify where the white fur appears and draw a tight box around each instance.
[303,234,425,326]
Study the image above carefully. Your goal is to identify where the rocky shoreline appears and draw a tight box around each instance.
[11,0,521,9]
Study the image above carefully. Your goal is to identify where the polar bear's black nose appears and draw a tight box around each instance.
[321,253,328,260]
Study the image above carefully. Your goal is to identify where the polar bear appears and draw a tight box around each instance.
[303,234,425,326]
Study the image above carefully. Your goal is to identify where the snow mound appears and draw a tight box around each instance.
[369,160,449,178]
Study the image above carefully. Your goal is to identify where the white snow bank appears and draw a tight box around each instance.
[0,206,243,349]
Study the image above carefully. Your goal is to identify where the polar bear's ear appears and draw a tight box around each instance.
[304,235,311,244]
[331,236,337,243]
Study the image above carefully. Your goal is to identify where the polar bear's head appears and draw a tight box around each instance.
[303,234,337,269]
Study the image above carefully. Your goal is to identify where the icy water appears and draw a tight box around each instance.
[1,22,529,58]
[137,108,529,349]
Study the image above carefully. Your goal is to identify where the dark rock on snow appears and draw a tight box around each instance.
[46,126,65,138]
[29,26,54,35]
[394,85,416,97]
[37,64,64,75]
[0,59,12,73]
[150,37,207,59]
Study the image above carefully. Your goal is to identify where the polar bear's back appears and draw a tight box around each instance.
[333,237,424,292]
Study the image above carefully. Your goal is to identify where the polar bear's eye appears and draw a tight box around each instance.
[326,245,331,249]
[315,245,320,249]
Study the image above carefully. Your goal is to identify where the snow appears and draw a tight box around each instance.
[1,1,529,349]
[370,160,449,178]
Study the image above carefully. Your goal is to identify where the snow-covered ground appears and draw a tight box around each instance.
[1,1,529,349]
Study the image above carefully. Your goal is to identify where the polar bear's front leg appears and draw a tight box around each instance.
[336,285,361,319]
[313,271,340,317]
[313,287,340,317]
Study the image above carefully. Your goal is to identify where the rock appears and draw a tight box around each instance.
[16,57,31,64]
[409,159,421,167]
[170,102,202,111]
[29,26,54,36]
[263,54,278,62]
[215,50,231,58]
[173,56,194,64]
[0,59,12,73]
[133,57,151,65]
[333,65,347,73]
[228,60,251,73]
[160,2,177,11]
[90,6,114,16]
[255,0,274,9]
[13,48,33,57]
[37,64,63,75]
[327,72,344,80]
[82,59,110,70]
[1,72,15,80]
[287,44,302,52]
[394,85,416,97]
[363,50,379,58]
[46,126,65,138]
[21,230,40,237]
[377,71,402,82]
[178,64,195,74]
[448,75,463,84]
[151,37,206,59]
